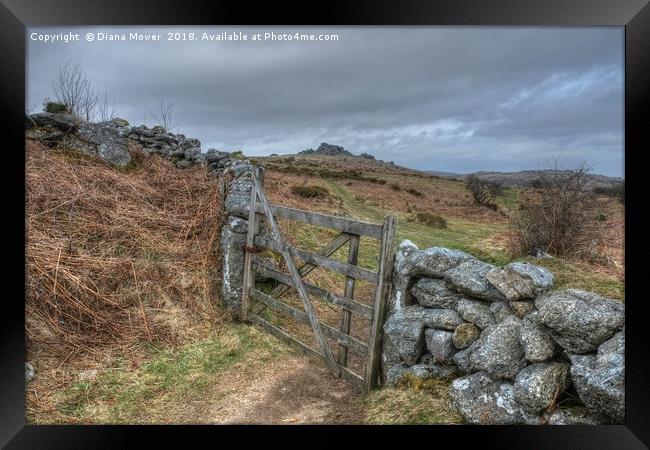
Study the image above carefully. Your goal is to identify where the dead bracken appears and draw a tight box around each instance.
[26,139,225,356]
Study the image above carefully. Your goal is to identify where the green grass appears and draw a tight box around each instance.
[52,324,289,424]
[364,377,462,424]
[494,187,520,213]
[516,256,624,300]
[325,179,509,262]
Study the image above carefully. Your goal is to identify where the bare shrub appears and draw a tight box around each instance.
[465,175,501,208]
[151,99,177,132]
[51,59,98,121]
[594,182,624,205]
[509,163,604,259]
[97,92,120,122]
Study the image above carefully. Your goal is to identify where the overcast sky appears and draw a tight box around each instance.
[27,27,624,176]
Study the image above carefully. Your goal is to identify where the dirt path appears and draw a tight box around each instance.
[174,353,366,424]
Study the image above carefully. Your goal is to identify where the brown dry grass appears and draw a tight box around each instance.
[26,139,226,360]
[257,154,508,224]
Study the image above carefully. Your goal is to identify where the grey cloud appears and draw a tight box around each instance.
[27,26,623,176]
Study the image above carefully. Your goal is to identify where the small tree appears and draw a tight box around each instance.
[510,161,603,259]
[466,175,501,208]
[150,100,176,132]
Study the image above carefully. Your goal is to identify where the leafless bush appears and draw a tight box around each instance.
[51,59,98,121]
[465,175,501,208]
[594,182,625,205]
[97,92,120,122]
[151,100,177,132]
[509,162,604,259]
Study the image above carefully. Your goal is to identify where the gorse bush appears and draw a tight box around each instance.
[43,101,71,114]
[291,185,329,198]
[410,212,447,229]
[406,188,423,197]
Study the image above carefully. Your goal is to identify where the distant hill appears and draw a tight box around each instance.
[299,142,353,156]
[465,170,623,190]
[293,142,403,168]
[422,170,463,178]
[288,146,622,191]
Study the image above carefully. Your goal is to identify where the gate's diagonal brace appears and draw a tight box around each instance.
[249,169,341,377]
[253,232,351,315]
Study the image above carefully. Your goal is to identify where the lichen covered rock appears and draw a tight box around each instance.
[469,316,526,380]
[456,298,496,329]
[411,277,461,309]
[533,289,624,353]
[452,322,481,350]
[424,329,456,363]
[486,262,554,301]
[513,362,569,414]
[383,306,464,365]
[519,316,556,363]
[449,372,535,424]
[490,301,516,323]
[444,259,506,301]
[398,246,473,278]
[569,331,624,423]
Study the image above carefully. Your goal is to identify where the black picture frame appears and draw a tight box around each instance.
[2,0,648,447]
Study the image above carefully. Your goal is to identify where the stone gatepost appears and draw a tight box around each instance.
[219,159,259,316]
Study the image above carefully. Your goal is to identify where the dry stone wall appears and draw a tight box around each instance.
[382,240,625,425]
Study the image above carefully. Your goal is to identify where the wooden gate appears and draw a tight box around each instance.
[240,166,397,391]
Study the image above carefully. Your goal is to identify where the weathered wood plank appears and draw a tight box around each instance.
[253,260,373,320]
[255,235,377,283]
[240,166,263,322]
[364,215,398,391]
[254,203,382,239]
[251,171,341,376]
[252,232,351,317]
[250,288,368,355]
[248,313,364,388]
[266,232,351,301]
[337,234,359,367]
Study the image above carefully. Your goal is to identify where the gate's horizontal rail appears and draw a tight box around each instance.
[248,312,364,388]
[253,259,374,320]
[254,236,378,283]
[250,288,368,355]
[255,203,383,240]
[265,232,351,302]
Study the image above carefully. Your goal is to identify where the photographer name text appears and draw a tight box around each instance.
[30,31,339,44]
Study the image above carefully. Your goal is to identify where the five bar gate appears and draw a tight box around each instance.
[240,166,397,391]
